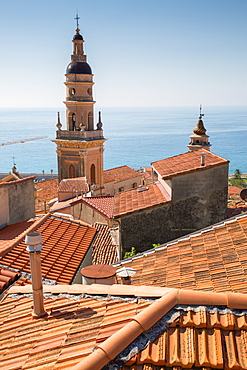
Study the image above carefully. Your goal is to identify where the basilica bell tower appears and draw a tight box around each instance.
[53,16,106,193]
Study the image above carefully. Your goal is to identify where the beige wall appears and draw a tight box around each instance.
[104,175,143,195]
[0,178,35,228]
[72,202,108,225]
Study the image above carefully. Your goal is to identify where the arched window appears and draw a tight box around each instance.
[119,187,124,193]
[88,112,93,130]
[72,113,76,131]
[90,164,96,184]
[132,182,137,188]
[68,164,75,178]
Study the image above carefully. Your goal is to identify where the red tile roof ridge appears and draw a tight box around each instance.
[69,286,247,370]
[0,214,50,257]
[7,284,247,309]
[0,176,35,186]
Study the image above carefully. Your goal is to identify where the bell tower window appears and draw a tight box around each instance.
[88,112,93,130]
[90,164,96,185]
[68,164,76,178]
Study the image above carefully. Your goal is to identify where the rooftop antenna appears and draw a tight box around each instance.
[74,11,80,30]
[12,156,16,166]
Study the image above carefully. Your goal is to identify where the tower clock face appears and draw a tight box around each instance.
[70,88,76,95]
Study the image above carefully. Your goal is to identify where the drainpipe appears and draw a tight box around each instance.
[25,232,47,318]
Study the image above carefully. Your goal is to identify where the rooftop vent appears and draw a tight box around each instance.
[80,264,117,285]
[201,152,205,166]
[137,186,149,193]
[116,267,136,285]
[25,232,47,318]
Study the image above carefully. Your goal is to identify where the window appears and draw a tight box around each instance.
[68,164,75,178]
[119,187,124,192]
[88,112,93,130]
[132,182,137,188]
[90,164,96,184]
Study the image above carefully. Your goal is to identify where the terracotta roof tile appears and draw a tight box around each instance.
[103,165,141,183]
[0,214,97,284]
[58,177,89,194]
[78,196,115,219]
[0,219,39,256]
[0,267,20,293]
[152,150,229,179]
[114,212,247,294]
[34,178,58,202]
[113,182,171,217]
[92,223,119,265]
[1,285,246,370]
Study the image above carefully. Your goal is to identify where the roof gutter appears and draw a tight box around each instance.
[71,287,247,370]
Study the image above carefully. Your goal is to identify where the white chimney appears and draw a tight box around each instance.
[25,232,47,318]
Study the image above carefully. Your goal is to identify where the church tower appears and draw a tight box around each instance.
[53,16,106,193]
[187,106,211,152]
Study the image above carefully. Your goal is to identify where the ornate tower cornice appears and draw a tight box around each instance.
[187,106,211,152]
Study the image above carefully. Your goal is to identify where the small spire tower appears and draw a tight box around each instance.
[187,106,211,152]
[53,15,106,193]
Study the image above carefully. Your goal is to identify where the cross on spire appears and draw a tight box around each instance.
[199,104,204,118]
[74,12,80,29]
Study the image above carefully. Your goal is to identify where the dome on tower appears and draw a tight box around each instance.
[73,33,83,41]
[66,61,92,75]
[193,117,206,135]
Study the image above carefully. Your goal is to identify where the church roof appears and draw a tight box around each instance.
[152,150,228,180]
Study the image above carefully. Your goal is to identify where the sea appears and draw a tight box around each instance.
[0,106,246,176]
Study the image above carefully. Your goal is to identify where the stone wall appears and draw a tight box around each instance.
[0,177,35,228]
[120,164,229,255]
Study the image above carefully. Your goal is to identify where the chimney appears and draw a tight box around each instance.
[201,152,205,166]
[25,232,47,318]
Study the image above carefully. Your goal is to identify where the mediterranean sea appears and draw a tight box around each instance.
[0,106,246,175]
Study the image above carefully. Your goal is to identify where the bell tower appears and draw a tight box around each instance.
[53,15,106,194]
[187,106,211,152]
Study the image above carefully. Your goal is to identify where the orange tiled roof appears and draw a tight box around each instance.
[34,177,58,202]
[0,267,20,293]
[0,214,97,284]
[0,219,37,255]
[104,165,141,183]
[152,149,229,179]
[114,182,171,217]
[92,223,119,264]
[1,284,247,370]
[58,177,89,193]
[114,212,247,294]
[79,195,115,219]
[228,185,242,198]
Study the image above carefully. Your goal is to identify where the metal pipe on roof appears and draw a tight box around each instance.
[25,232,47,318]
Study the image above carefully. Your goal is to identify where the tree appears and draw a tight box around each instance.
[234,169,242,179]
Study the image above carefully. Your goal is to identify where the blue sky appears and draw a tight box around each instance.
[0,0,246,107]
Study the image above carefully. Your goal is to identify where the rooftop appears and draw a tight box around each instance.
[34,178,58,202]
[114,182,171,217]
[1,283,246,370]
[103,165,141,183]
[77,195,115,219]
[92,223,119,265]
[152,150,229,180]
[0,214,97,284]
[58,177,88,194]
[114,212,247,294]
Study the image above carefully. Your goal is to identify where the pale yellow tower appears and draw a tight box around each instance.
[187,106,211,152]
[53,16,106,193]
